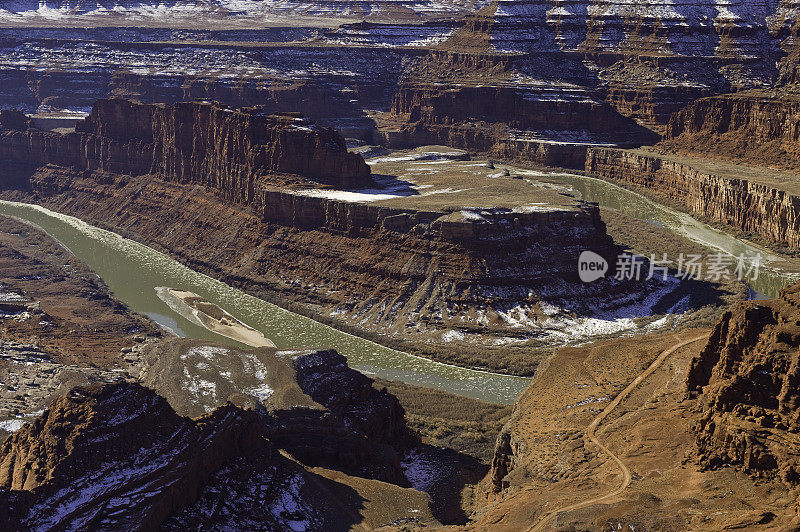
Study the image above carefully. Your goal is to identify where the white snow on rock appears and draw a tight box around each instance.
[0,419,27,432]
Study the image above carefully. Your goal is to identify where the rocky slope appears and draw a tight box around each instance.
[586,147,800,248]
[3,1,798,150]
[0,99,371,190]
[387,0,800,137]
[0,381,267,529]
[0,0,483,25]
[375,5,660,167]
[661,89,800,171]
[0,33,415,140]
[0,217,445,528]
[379,65,654,168]
[688,284,800,492]
[0,214,159,367]
[472,329,800,530]
[0,98,687,375]
[0,213,166,439]
[137,340,410,484]
[19,163,637,374]
[0,380,437,530]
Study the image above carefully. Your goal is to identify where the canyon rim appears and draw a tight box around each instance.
[0,1,799,530]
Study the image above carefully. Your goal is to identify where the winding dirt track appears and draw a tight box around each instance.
[528,334,710,531]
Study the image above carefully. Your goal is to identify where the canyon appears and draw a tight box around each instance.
[661,89,800,171]
[586,147,800,249]
[0,0,800,529]
[0,98,694,376]
[0,218,460,528]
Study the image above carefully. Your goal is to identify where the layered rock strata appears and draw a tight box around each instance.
[586,147,800,248]
[0,99,371,189]
[0,381,268,529]
[661,90,800,171]
[687,283,800,492]
[379,76,656,169]
[18,164,632,373]
[0,99,646,373]
[0,379,433,530]
[376,6,662,165]
[0,35,415,139]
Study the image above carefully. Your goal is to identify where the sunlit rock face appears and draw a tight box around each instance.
[688,284,800,490]
[0,0,490,23]
[442,0,798,98]
[487,0,780,56]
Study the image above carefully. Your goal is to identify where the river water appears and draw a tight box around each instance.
[1,170,797,405]
[516,169,800,298]
[0,200,531,404]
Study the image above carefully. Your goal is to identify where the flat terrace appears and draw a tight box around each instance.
[295,145,584,213]
[631,148,800,197]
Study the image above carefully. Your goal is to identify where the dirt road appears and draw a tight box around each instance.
[528,334,710,531]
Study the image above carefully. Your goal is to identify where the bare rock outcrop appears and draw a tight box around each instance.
[380,78,654,169]
[137,340,411,483]
[661,90,800,171]
[586,147,800,248]
[0,381,268,530]
[0,367,432,530]
[687,283,800,491]
[377,9,660,167]
[0,99,635,373]
[18,163,630,373]
[0,98,371,190]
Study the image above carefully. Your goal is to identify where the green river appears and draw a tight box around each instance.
[518,169,800,299]
[0,200,530,404]
[0,170,797,405]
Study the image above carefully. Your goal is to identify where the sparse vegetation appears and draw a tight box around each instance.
[374,378,511,462]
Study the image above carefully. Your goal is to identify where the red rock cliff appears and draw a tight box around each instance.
[661,91,800,171]
[687,283,800,491]
[0,98,372,191]
[586,147,800,248]
[0,381,266,530]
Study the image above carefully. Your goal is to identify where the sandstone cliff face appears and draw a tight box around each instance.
[661,91,800,171]
[267,349,410,483]
[0,381,269,530]
[381,72,656,168]
[389,83,628,134]
[603,81,713,130]
[0,98,371,190]
[137,340,410,484]
[586,147,800,248]
[0,98,660,374]
[688,283,800,491]
[0,110,31,131]
[21,165,627,374]
[442,0,794,129]
[0,37,410,137]
[0,370,429,530]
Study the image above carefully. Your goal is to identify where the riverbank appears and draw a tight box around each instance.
[1,144,782,377]
[0,160,680,377]
[0,199,531,404]
[0,100,767,379]
[586,147,800,254]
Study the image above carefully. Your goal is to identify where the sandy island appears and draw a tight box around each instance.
[155,287,276,348]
